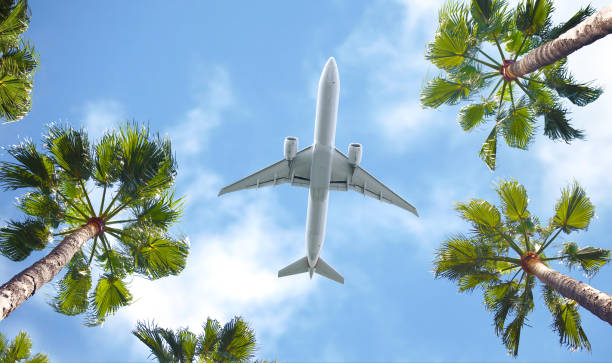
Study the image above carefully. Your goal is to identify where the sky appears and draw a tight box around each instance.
[1,0,612,362]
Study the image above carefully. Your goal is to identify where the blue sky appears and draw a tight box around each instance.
[1,0,612,361]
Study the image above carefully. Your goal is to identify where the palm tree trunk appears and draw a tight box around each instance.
[507,4,612,78]
[0,221,99,321]
[524,257,612,326]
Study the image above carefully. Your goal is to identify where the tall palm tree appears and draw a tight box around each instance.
[421,0,604,170]
[0,123,188,325]
[434,179,611,356]
[0,0,38,123]
[507,4,612,78]
[133,317,269,363]
[0,331,49,363]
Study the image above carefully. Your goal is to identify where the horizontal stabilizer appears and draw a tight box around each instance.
[278,256,309,277]
[315,258,344,284]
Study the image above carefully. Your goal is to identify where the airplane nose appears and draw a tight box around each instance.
[323,57,338,84]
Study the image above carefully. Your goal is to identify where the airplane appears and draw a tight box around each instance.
[218,57,418,284]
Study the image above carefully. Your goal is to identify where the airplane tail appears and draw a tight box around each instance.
[278,256,344,284]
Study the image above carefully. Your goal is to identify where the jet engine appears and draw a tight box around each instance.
[348,143,362,165]
[284,136,298,160]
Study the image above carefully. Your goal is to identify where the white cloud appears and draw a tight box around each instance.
[82,99,126,139]
[336,0,447,150]
[170,66,234,156]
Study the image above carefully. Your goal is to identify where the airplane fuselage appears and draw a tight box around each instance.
[306,58,339,269]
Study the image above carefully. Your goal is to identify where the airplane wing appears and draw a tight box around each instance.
[329,148,418,216]
[218,146,313,196]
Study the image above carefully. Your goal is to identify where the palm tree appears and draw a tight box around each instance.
[434,179,611,356]
[133,317,269,363]
[507,4,612,78]
[0,0,38,123]
[0,123,188,325]
[421,0,604,170]
[0,331,49,363]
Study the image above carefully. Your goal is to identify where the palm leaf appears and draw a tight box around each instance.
[501,275,534,357]
[200,318,222,355]
[96,247,132,278]
[496,179,529,222]
[560,242,610,276]
[458,272,499,292]
[122,228,189,280]
[540,104,584,142]
[0,73,31,121]
[132,320,172,363]
[542,285,591,351]
[0,1,28,43]
[458,101,495,131]
[0,141,55,191]
[426,4,471,72]
[500,98,535,149]
[515,0,552,36]
[552,182,594,233]
[434,234,499,282]
[455,199,502,233]
[217,317,257,361]
[484,280,520,335]
[51,250,91,316]
[90,273,132,322]
[44,124,93,180]
[0,43,37,76]
[543,5,594,42]
[18,192,63,228]
[5,331,31,362]
[24,353,50,363]
[0,218,50,261]
[93,131,122,186]
[479,124,497,170]
[129,191,182,230]
[421,77,473,109]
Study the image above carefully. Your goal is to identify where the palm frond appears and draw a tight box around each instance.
[471,0,509,36]
[217,317,257,362]
[515,0,553,36]
[44,124,93,180]
[501,275,535,356]
[0,73,31,121]
[95,245,132,278]
[543,5,595,42]
[50,250,91,316]
[458,101,495,131]
[542,285,591,351]
[542,61,602,106]
[17,192,63,228]
[122,227,189,280]
[0,141,55,191]
[496,179,529,222]
[426,2,471,71]
[0,218,50,261]
[484,280,520,335]
[0,0,28,45]
[455,199,502,234]
[479,124,498,170]
[500,97,535,149]
[434,234,500,283]
[93,131,122,186]
[552,182,594,233]
[540,104,584,142]
[89,273,132,324]
[200,318,222,355]
[560,242,610,276]
[129,191,183,230]
[132,320,172,363]
[5,331,31,362]
[420,77,472,109]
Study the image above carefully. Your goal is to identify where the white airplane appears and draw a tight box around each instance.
[218,57,418,284]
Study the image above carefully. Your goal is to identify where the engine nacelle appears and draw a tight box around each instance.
[348,143,362,165]
[284,136,298,160]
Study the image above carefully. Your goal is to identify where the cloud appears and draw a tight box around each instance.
[336,0,448,151]
[82,99,126,139]
[169,66,234,156]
